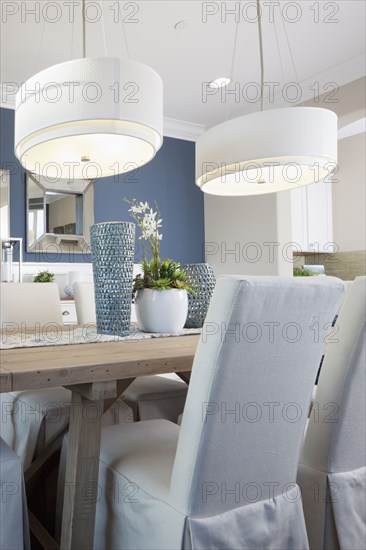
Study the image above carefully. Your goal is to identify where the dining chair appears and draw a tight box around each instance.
[0,282,134,469]
[73,281,188,422]
[0,437,30,550]
[1,282,63,327]
[0,282,72,469]
[91,275,345,550]
[297,276,366,550]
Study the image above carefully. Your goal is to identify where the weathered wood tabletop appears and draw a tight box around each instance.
[0,334,199,391]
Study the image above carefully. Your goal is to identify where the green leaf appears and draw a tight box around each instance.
[293,267,318,277]
[33,270,55,283]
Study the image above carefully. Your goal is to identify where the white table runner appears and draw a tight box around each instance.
[0,325,201,349]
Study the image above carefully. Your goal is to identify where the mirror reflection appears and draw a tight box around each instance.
[0,170,10,240]
[26,174,94,253]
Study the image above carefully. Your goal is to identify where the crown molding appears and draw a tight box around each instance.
[0,88,205,141]
[1,82,17,109]
[338,117,366,140]
[274,53,366,110]
[205,54,366,130]
[163,117,205,141]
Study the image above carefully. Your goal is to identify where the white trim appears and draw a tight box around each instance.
[0,100,15,110]
[10,261,142,294]
[1,83,17,109]
[338,117,366,140]
[205,54,366,129]
[0,88,205,141]
[163,117,205,141]
[269,53,366,110]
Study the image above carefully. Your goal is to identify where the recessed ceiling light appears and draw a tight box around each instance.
[174,20,189,31]
[208,77,232,89]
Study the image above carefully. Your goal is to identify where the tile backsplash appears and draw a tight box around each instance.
[293,250,366,281]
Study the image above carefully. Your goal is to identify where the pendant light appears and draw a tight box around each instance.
[196,0,337,196]
[14,0,163,181]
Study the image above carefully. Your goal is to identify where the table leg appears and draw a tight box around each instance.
[177,371,191,385]
[60,382,115,550]
[103,377,135,413]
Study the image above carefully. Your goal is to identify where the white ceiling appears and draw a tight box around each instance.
[1,0,365,135]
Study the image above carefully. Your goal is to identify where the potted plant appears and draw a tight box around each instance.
[33,270,55,283]
[293,267,318,277]
[125,198,193,333]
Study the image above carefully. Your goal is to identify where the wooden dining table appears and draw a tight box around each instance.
[0,330,200,550]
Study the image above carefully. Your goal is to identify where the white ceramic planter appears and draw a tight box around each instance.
[135,289,188,333]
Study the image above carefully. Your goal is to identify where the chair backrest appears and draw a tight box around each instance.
[300,276,366,473]
[0,282,63,327]
[297,277,366,549]
[169,275,345,517]
[0,438,30,550]
[73,282,96,324]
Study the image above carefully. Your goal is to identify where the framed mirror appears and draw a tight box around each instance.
[26,174,94,253]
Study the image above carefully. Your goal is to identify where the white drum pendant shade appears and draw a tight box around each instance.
[15,58,163,180]
[196,107,338,196]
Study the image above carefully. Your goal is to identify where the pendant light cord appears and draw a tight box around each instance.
[81,0,107,58]
[273,16,285,84]
[278,10,304,106]
[70,9,75,60]
[280,14,301,91]
[256,0,264,112]
[35,16,46,71]
[119,3,131,60]
[225,4,241,121]
[82,0,86,58]
[100,0,108,56]
[229,15,240,82]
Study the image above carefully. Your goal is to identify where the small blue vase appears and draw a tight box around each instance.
[183,263,216,328]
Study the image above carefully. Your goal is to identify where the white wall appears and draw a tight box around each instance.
[204,191,293,277]
[6,262,142,297]
[333,132,366,251]
[304,77,366,253]
[304,77,365,129]
[20,262,93,297]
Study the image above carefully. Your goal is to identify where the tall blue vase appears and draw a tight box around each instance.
[90,221,135,337]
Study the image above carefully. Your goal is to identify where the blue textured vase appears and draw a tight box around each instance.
[183,263,216,328]
[90,221,135,336]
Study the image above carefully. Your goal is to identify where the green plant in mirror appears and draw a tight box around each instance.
[124,198,194,300]
[293,267,318,277]
[33,270,55,283]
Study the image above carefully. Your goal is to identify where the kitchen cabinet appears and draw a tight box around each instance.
[291,181,333,253]
[60,300,77,325]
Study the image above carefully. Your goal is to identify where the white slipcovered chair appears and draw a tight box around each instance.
[1,283,133,469]
[91,275,345,550]
[1,282,63,328]
[0,437,30,549]
[73,281,188,422]
[0,283,72,469]
[297,276,366,550]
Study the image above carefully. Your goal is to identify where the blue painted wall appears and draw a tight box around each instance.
[0,107,204,264]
